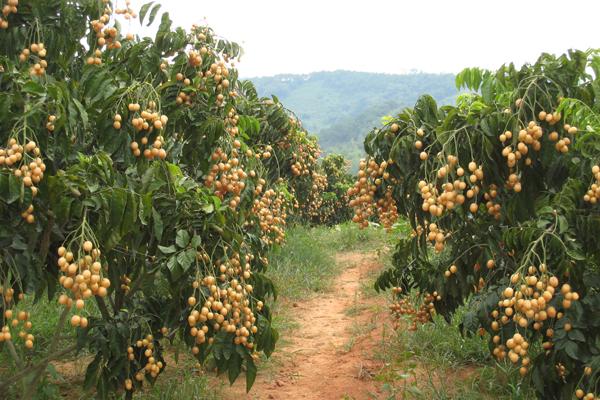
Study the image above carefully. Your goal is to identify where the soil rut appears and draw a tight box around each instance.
[222,251,388,400]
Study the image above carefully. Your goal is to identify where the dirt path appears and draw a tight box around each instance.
[222,251,389,400]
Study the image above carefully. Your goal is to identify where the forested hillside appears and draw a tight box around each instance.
[252,71,457,169]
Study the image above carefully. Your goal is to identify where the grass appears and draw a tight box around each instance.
[266,222,387,300]
[374,303,537,399]
[133,365,222,400]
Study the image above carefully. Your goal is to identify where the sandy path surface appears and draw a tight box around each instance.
[222,251,388,400]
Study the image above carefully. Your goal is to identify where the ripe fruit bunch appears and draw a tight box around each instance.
[18,43,47,76]
[583,165,600,204]
[56,238,110,327]
[114,0,136,20]
[204,145,247,209]
[187,273,258,353]
[251,187,289,245]
[489,267,580,376]
[0,0,17,29]
[0,137,45,198]
[0,290,34,349]
[348,158,398,229]
[389,287,439,331]
[363,51,600,397]
[90,0,123,58]
[124,334,165,391]
[295,171,327,220]
[289,142,317,177]
[124,101,169,160]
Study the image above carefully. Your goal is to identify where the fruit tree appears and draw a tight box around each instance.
[350,50,600,398]
[0,0,322,398]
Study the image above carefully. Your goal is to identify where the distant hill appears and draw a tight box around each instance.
[250,71,458,170]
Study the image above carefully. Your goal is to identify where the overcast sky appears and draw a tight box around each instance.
[125,0,600,78]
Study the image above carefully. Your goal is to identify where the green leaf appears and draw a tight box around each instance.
[22,80,46,96]
[139,1,155,25]
[167,255,177,271]
[152,208,163,241]
[139,193,152,225]
[227,352,242,384]
[147,3,162,26]
[176,249,196,271]
[7,174,21,204]
[176,229,190,248]
[568,329,586,342]
[72,98,89,129]
[190,235,202,248]
[245,357,257,392]
[158,245,177,254]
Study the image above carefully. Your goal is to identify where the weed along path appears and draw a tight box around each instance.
[222,250,389,400]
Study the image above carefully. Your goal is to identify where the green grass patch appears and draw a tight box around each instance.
[374,304,537,399]
[266,223,387,300]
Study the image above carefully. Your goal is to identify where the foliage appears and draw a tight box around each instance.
[0,1,321,398]
[351,49,600,398]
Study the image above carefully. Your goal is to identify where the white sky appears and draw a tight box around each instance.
[124,0,600,78]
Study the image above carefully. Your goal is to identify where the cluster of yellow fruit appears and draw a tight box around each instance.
[46,115,56,132]
[490,266,579,376]
[131,135,166,160]
[418,157,485,222]
[88,5,110,65]
[114,0,137,20]
[56,241,111,327]
[0,138,45,197]
[252,188,288,245]
[176,89,193,106]
[535,111,578,154]
[174,69,197,106]
[425,222,446,252]
[125,334,164,390]
[129,104,168,131]
[17,43,48,76]
[298,172,327,220]
[583,165,600,204]
[204,62,232,106]
[290,146,317,177]
[20,204,34,224]
[376,186,398,230]
[204,146,248,209]
[125,102,169,160]
[348,158,393,228]
[0,290,34,348]
[224,109,240,136]
[212,251,254,283]
[500,121,542,169]
[87,0,130,65]
[187,273,259,355]
[2,308,34,348]
[188,50,203,68]
[120,275,132,293]
[0,0,17,29]
[482,185,502,219]
[390,288,439,331]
